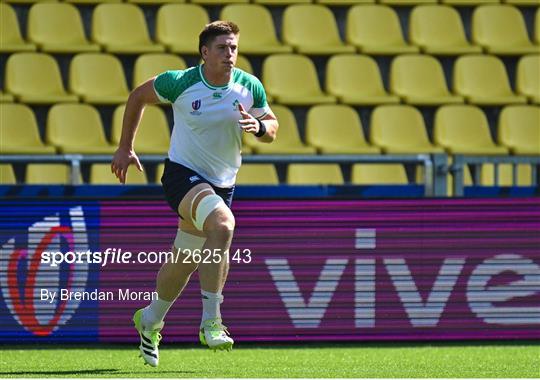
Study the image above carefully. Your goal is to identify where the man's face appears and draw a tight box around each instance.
[201,33,239,72]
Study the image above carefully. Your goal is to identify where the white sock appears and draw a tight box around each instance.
[201,290,223,325]
[142,297,174,330]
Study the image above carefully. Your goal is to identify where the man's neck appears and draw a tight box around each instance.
[202,64,232,87]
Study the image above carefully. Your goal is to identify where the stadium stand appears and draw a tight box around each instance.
[325,54,400,105]
[236,164,280,185]
[69,53,130,104]
[498,105,540,155]
[434,105,510,155]
[46,104,117,153]
[156,4,209,54]
[516,54,540,103]
[27,3,100,53]
[25,164,80,184]
[351,164,408,184]
[133,54,187,88]
[92,3,164,53]
[0,165,16,185]
[90,163,148,184]
[0,104,56,154]
[0,2,36,52]
[305,105,381,154]
[111,105,170,154]
[389,54,464,105]
[287,164,344,185]
[370,105,445,153]
[5,53,78,104]
[409,5,482,55]
[282,4,355,54]
[220,4,292,55]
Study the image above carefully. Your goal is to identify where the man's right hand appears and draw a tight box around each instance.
[111,147,143,184]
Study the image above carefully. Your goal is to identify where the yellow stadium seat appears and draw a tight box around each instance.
[236,55,254,74]
[254,0,311,4]
[326,54,399,105]
[3,0,59,4]
[536,8,540,44]
[347,5,419,55]
[220,5,292,55]
[0,3,36,52]
[0,104,56,154]
[380,0,436,4]
[65,0,121,4]
[25,164,81,184]
[69,53,129,104]
[127,0,185,4]
[156,4,209,54]
[516,55,540,104]
[283,5,355,55]
[133,54,187,88]
[480,164,533,186]
[409,5,482,55]
[498,105,540,155]
[236,164,279,185]
[47,104,117,154]
[503,0,540,6]
[454,55,527,105]
[27,3,100,53]
[442,0,499,5]
[317,0,374,4]
[370,105,445,154]
[287,164,344,185]
[111,105,170,154]
[0,91,14,103]
[305,105,381,154]
[352,164,408,184]
[263,54,336,105]
[434,105,509,155]
[244,105,317,154]
[193,0,247,3]
[91,164,148,184]
[0,165,16,184]
[390,54,463,105]
[92,4,164,54]
[155,163,165,184]
[472,5,539,55]
[5,53,78,104]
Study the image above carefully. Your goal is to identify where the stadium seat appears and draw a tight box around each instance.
[503,0,540,6]
[133,54,187,87]
[192,0,248,3]
[326,54,399,105]
[262,54,336,105]
[65,0,121,4]
[0,104,56,154]
[5,53,78,104]
[347,5,419,55]
[317,0,375,4]
[498,105,540,155]
[47,104,117,153]
[235,55,254,74]
[127,0,185,4]
[434,105,509,155]
[287,164,344,185]
[236,164,280,185]
[253,0,311,4]
[472,5,539,55]
[480,164,533,186]
[351,164,408,184]
[453,55,527,105]
[442,0,499,4]
[92,4,164,54]
[111,105,170,154]
[516,55,540,104]
[409,5,482,55]
[536,8,540,45]
[27,3,100,53]
[220,5,292,55]
[155,163,165,184]
[0,165,16,184]
[25,164,80,184]
[0,3,36,52]
[90,163,148,184]
[156,4,209,54]
[283,5,355,55]
[243,105,317,154]
[305,105,381,154]
[370,105,445,154]
[0,91,14,103]
[69,53,130,104]
[380,0,436,4]
[390,54,464,105]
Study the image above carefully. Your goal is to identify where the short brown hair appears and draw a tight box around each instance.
[198,21,240,56]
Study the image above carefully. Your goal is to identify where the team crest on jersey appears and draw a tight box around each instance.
[213,92,222,99]
[232,99,240,111]
[190,99,202,115]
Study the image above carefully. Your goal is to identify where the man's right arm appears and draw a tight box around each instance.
[111,78,160,184]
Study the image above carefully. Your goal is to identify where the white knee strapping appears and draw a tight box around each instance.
[191,193,225,231]
[174,230,206,253]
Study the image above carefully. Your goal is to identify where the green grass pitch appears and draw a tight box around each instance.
[0,342,538,378]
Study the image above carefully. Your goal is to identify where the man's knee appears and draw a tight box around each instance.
[204,207,235,241]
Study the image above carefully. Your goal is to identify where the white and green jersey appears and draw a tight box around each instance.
[153,65,270,187]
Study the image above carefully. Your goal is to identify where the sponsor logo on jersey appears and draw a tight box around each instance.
[189,175,201,183]
[190,99,202,115]
[213,92,222,99]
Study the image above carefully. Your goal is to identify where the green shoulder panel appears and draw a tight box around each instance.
[232,68,268,109]
[153,67,201,103]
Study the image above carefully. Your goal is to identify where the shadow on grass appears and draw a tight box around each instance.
[0,369,197,376]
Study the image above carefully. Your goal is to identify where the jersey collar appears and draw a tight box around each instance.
[199,64,233,91]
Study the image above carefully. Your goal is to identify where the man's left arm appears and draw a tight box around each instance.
[238,104,278,143]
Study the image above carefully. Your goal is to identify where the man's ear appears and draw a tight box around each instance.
[201,45,208,60]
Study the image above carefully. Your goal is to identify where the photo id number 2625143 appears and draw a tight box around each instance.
[181,249,252,264]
